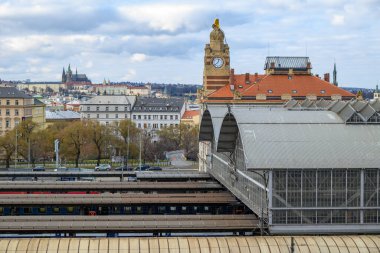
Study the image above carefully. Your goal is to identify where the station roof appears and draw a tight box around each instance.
[0,236,378,253]
[200,101,380,169]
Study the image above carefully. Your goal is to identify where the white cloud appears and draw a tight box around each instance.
[122,69,137,80]
[130,53,148,63]
[331,14,345,25]
[118,4,203,32]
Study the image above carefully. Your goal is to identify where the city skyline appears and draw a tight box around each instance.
[0,0,379,88]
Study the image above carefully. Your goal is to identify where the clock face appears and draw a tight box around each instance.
[212,57,224,68]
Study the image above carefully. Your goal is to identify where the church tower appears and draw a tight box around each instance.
[203,19,230,96]
[62,67,66,83]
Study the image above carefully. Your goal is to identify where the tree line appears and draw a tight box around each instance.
[0,119,199,168]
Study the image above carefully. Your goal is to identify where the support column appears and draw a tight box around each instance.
[360,168,365,224]
[268,170,273,225]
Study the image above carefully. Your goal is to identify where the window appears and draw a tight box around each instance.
[6,109,10,116]
[106,122,109,126]
[15,109,19,116]
[116,114,118,119]
[106,114,109,119]
[133,115,136,120]
[87,106,90,111]
[124,106,128,111]
[15,100,19,106]
[115,106,118,111]
[138,123,141,128]
[164,115,167,120]
[105,106,109,111]
[138,115,141,120]
[97,114,99,118]
[125,114,128,119]
[170,115,173,120]
[6,100,10,105]
[6,120,10,128]
[268,89,273,93]
[87,114,90,118]
[15,120,19,126]
[175,115,178,120]
[160,115,163,120]
[320,90,326,94]
[96,106,99,111]
[144,115,147,120]
[292,90,297,94]
[148,115,151,120]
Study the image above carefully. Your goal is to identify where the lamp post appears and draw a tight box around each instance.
[14,128,18,170]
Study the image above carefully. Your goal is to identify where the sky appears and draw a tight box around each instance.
[0,0,379,88]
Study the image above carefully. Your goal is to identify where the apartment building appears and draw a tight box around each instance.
[80,95,136,126]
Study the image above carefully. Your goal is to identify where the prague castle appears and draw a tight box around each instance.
[199,19,355,103]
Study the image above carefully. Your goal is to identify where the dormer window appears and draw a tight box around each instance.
[268,90,273,93]
[288,75,292,80]
[292,90,297,94]
[320,90,326,94]
[238,85,243,88]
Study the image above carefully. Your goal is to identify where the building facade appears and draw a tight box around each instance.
[131,97,185,139]
[80,95,136,126]
[0,86,45,134]
[92,84,151,96]
[199,100,380,234]
[17,82,64,93]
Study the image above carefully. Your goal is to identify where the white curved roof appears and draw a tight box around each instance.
[0,236,378,253]
[201,105,380,169]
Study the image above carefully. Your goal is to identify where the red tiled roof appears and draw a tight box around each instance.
[207,84,234,99]
[240,74,354,97]
[182,110,200,119]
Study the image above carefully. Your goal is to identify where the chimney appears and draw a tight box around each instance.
[270,62,275,69]
[245,73,250,84]
[230,69,237,91]
[307,62,311,69]
[324,73,330,83]
[254,72,258,79]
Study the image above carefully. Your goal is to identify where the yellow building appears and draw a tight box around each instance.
[0,86,46,134]
[32,98,46,129]
[181,110,201,126]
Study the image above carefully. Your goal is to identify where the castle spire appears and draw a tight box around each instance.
[333,62,338,86]
[62,67,66,83]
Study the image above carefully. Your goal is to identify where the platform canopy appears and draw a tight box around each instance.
[200,103,380,169]
[0,236,379,253]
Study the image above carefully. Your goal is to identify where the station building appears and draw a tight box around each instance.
[198,19,355,104]
[199,99,380,234]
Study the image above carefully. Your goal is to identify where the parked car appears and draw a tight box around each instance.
[32,166,45,172]
[148,166,162,171]
[135,165,150,171]
[115,165,134,171]
[95,164,111,171]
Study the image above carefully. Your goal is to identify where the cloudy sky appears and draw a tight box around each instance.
[0,0,379,88]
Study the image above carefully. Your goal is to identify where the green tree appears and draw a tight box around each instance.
[115,120,140,163]
[60,121,88,167]
[0,129,16,168]
[16,120,37,164]
[86,120,110,166]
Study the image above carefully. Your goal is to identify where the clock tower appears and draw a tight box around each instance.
[203,19,230,96]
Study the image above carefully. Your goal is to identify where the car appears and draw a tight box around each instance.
[148,166,162,171]
[135,165,150,171]
[95,164,111,171]
[32,166,45,172]
[115,165,134,171]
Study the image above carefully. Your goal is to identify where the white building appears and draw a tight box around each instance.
[131,97,185,139]
[80,95,136,126]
